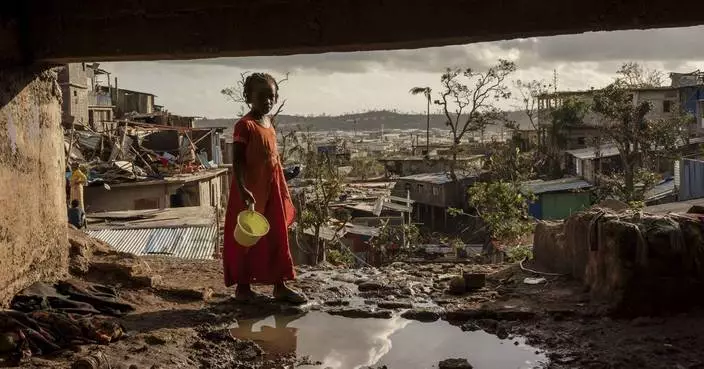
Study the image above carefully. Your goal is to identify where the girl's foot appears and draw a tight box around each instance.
[235,284,267,302]
[273,283,307,305]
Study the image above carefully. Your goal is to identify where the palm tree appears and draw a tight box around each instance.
[409,87,432,156]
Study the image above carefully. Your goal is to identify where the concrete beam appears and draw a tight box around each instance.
[8,0,704,64]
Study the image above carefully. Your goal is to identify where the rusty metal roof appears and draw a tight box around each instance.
[86,225,217,260]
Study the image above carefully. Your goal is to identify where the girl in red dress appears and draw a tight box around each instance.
[223,73,306,304]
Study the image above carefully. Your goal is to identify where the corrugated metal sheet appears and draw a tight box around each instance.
[345,224,380,237]
[679,158,704,201]
[522,177,592,195]
[86,226,216,260]
[566,144,620,160]
[399,172,474,184]
[645,179,676,202]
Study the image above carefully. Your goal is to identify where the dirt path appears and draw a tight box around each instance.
[11,231,704,369]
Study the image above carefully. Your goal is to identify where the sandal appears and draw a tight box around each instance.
[234,289,270,303]
[273,286,308,305]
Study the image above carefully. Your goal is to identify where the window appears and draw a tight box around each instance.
[663,100,672,113]
[432,185,439,196]
[73,90,77,97]
[577,137,586,145]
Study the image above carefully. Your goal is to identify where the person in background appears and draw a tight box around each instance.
[69,163,87,212]
[68,200,85,229]
[222,73,306,304]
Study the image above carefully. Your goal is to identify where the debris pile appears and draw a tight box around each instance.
[0,280,132,364]
[533,208,704,315]
[64,120,223,185]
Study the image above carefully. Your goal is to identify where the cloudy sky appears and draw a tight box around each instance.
[101,26,704,118]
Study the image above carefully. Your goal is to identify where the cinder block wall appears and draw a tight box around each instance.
[0,67,68,305]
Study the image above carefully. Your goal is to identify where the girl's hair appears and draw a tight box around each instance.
[243,73,279,103]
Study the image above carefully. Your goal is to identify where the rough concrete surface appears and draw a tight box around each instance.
[2,0,704,64]
[0,66,67,305]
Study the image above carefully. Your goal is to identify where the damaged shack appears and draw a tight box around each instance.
[65,119,227,213]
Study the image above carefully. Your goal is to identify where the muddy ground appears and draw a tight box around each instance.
[8,232,704,369]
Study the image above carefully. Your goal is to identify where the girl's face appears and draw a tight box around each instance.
[250,80,278,115]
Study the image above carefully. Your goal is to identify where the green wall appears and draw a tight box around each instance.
[540,192,591,220]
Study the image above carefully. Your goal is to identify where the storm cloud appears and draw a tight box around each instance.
[103,26,704,117]
[161,26,704,74]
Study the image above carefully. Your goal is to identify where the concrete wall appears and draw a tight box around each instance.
[0,67,68,304]
[57,63,92,125]
[85,183,176,212]
[85,174,227,213]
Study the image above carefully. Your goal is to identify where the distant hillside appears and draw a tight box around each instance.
[197,110,534,132]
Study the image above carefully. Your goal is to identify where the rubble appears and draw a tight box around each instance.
[533,209,704,315]
[438,358,473,369]
[64,120,224,189]
[401,308,443,322]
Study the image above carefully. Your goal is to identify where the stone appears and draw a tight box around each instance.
[377,301,413,309]
[476,319,499,334]
[438,358,473,369]
[460,322,482,332]
[496,325,509,340]
[132,275,163,288]
[463,273,486,290]
[144,334,168,345]
[328,308,393,319]
[448,276,466,295]
[401,309,442,322]
[324,299,350,306]
[358,281,386,292]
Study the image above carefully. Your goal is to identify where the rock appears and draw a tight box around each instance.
[401,309,442,322]
[324,299,350,306]
[460,322,482,332]
[144,334,168,345]
[328,308,393,319]
[448,276,466,295]
[358,281,386,292]
[132,275,163,288]
[630,316,663,327]
[378,301,413,309]
[476,319,499,334]
[463,273,486,290]
[496,325,509,340]
[233,338,264,361]
[438,358,473,369]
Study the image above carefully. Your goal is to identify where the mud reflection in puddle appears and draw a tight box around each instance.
[230,311,546,369]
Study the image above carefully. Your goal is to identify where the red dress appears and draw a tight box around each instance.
[222,114,296,286]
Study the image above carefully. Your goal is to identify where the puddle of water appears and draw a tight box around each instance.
[230,311,547,369]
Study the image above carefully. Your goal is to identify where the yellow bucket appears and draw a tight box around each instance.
[234,204,270,247]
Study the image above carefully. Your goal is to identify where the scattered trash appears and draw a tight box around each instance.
[71,351,110,369]
[523,277,547,285]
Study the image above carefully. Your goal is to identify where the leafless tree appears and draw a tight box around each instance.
[434,60,517,180]
[221,71,290,121]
